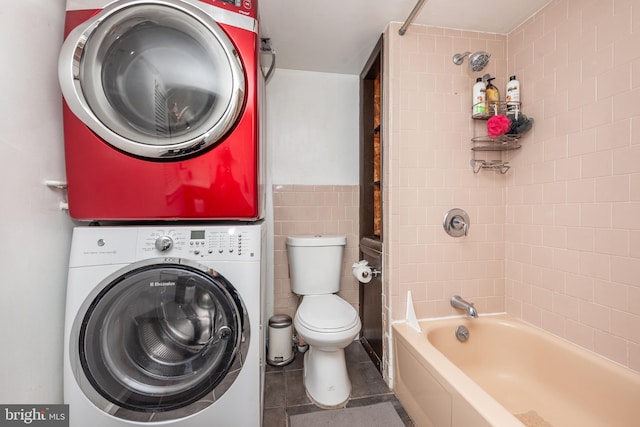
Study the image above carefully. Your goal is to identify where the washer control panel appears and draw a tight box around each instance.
[137,226,261,261]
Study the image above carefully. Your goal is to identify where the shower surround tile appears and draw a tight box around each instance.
[384,23,508,325]
[383,0,640,376]
[506,0,640,371]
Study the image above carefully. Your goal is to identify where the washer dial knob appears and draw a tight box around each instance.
[155,235,174,252]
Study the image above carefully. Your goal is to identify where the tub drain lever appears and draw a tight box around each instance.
[455,325,470,342]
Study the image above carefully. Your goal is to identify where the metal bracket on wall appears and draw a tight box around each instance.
[44,180,69,211]
[260,38,276,83]
[470,159,511,174]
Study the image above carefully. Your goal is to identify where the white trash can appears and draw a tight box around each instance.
[267,314,294,366]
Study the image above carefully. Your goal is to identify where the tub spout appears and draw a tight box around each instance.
[451,295,478,318]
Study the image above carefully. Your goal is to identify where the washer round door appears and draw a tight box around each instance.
[70,258,249,420]
[58,0,246,159]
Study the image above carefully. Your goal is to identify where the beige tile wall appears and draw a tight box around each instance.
[384,24,509,323]
[384,0,640,374]
[272,185,360,319]
[504,0,640,370]
[381,23,510,381]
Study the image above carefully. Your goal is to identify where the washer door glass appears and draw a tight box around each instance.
[75,261,247,417]
[66,0,245,158]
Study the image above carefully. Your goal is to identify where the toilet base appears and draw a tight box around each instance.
[302,346,351,408]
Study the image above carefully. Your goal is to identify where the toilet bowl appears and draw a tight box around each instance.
[286,235,362,408]
[294,295,361,408]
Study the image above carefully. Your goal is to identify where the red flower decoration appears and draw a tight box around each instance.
[487,115,512,137]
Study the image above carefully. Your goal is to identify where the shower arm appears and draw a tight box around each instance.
[398,0,428,36]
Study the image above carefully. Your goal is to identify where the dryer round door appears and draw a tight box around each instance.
[59,0,246,159]
[69,258,249,420]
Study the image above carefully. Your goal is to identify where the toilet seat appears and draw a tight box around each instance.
[296,295,359,333]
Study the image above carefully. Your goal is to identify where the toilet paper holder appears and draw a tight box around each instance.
[362,266,381,279]
[352,260,381,282]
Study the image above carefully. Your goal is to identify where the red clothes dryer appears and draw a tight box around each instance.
[59,0,262,221]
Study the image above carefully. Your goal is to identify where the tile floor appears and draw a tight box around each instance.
[262,341,415,426]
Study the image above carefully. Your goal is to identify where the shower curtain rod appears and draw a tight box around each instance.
[398,0,428,36]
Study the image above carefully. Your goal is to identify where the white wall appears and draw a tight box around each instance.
[267,69,359,185]
[0,0,73,403]
[263,68,360,320]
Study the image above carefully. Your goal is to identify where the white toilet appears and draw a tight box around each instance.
[286,235,361,408]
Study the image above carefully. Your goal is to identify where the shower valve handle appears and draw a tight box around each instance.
[451,217,468,236]
[443,208,470,238]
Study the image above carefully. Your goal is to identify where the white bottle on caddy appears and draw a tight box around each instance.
[472,77,486,118]
[506,75,520,112]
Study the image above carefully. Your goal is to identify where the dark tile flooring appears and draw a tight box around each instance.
[262,341,415,426]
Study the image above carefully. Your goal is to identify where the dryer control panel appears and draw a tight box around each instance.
[201,0,257,19]
[137,225,262,261]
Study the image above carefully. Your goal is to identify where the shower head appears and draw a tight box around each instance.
[469,51,491,72]
[452,51,491,72]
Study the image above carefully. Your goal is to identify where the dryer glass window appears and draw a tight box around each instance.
[75,2,245,157]
[100,23,219,139]
[78,264,246,413]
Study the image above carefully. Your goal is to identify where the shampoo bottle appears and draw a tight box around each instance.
[472,77,486,117]
[506,75,520,112]
[485,77,499,113]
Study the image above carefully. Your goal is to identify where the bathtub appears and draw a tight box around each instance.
[392,315,640,427]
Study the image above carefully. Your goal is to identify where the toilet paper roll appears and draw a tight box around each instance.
[352,261,373,283]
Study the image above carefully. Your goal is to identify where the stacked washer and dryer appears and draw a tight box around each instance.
[58,0,265,426]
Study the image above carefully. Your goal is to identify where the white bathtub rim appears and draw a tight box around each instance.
[392,311,508,325]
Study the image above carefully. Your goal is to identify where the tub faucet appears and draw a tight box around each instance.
[450,295,478,318]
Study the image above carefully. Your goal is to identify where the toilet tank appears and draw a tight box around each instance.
[286,235,346,295]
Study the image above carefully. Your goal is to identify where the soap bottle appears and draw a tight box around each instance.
[506,75,520,112]
[485,77,499,114]
[472,77,486,118]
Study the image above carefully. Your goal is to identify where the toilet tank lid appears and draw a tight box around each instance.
[286,235,346,247]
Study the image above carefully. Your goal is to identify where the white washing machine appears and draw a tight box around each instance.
[64,224,265,426]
